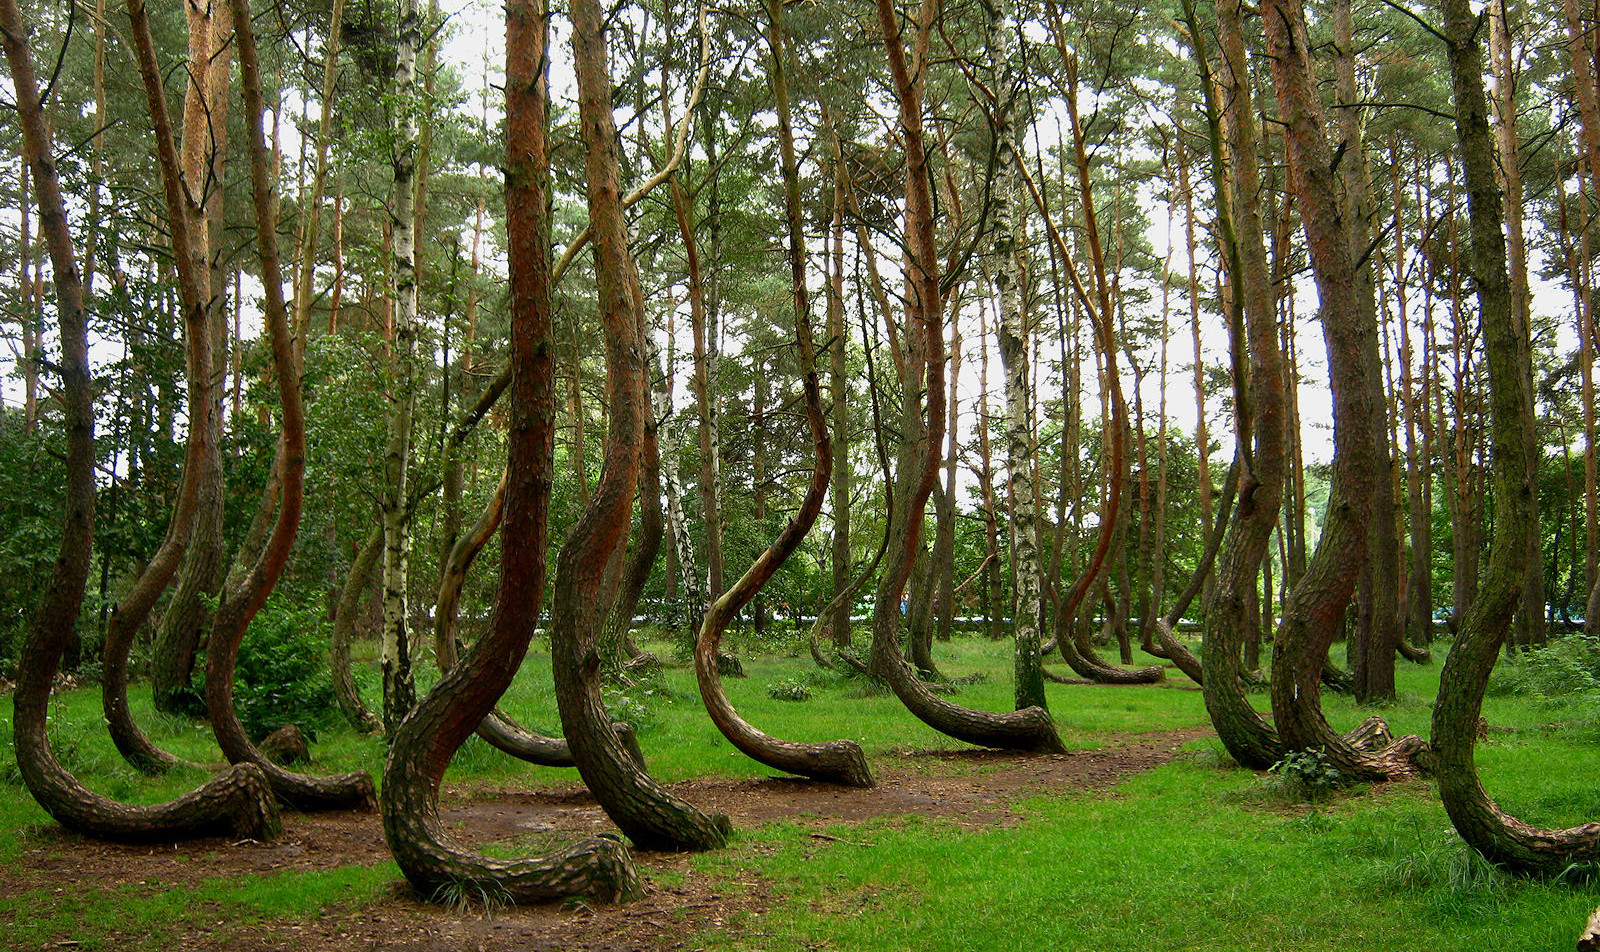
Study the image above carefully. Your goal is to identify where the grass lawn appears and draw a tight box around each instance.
[2,631,1598,950]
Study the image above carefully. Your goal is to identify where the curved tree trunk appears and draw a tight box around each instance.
[6,0,280,844]
[383,0,640,899]
[867,0,1065,755]
[100,0,233,775]
[1260,0,1423,782]
[431,429,644,772]
[332,523,384,734]
[550,0,729,852]
[205,6,376,811]
[1429,0,1600,872]
[693,0,872,788]
[1176,0,1289,769]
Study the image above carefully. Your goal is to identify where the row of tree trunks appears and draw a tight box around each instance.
[4,0,281,844]
[381,0,640,899]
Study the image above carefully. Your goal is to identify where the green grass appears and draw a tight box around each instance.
[3,631,1600,950]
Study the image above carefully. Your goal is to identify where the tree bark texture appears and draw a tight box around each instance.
[1431,0,1600,873]
[333,523,384,734]
[382,0,641,902]
[6,0,280,844]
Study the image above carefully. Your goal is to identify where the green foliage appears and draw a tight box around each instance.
[765,677,814,702]
[1268,749,1346,802]
[233,597,340,742]
[1489,637,1600,701]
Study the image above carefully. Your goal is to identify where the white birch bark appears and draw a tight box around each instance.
[983,0,1045,711]
[382,0,422,734]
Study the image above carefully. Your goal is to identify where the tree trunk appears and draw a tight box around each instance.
[985,0,1047,711]
[553,0,729,851]
[1261,0,1422,781]
[693,0,871,787]
[867,0,1065,754]
[104,0,231,772]
[1331,0,1402,703]
[380,0,423,736]
[382,0,640,899]
[828,147,854,651]
[5,0,280,844]
[204,5,376,811]
[150,0,231,717]
[1431,0,1600,872]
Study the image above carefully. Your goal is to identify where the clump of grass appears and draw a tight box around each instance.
[429,876,512,917]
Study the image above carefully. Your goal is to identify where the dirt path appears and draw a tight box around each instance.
[1,726,1211,950]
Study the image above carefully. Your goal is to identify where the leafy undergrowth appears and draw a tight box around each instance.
[0,633,1597,950]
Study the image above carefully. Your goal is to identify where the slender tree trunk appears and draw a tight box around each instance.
[1488,0,1544,649]
[204,2,376,811]
[382,0,639,898]
[380,0,423,735]
[333,524,384,733]
[976,297,1005,642]
[829,154,853,650]
[984,0,1047,710]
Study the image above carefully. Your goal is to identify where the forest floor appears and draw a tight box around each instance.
[6,636,1600,951]
[0,726,1207,950]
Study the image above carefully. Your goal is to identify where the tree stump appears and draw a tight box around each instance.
[259,725,311,765]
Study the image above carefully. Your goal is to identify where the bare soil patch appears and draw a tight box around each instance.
[1,725,1210,950]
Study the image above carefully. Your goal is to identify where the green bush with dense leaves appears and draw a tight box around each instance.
[233,596,340,742]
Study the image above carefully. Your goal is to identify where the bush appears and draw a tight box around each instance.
[1269,749,1344,801]
[766,677,813,702]
[234,596,339,743]
[1488,636,1600,700]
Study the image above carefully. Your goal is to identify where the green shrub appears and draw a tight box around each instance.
[234,596,339,742]
[1269,748,1344,801]
[766,677,813,702]
[1488,635,1600,700]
